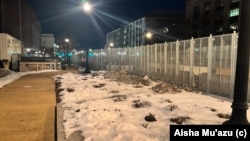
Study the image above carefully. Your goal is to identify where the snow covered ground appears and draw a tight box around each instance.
[1,69,250,141]
[54,70,250,141]
[0,69,58,88]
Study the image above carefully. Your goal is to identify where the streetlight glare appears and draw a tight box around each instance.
[65,38,69,43]
[109,42,114,47]
[83,2,92,12]
[146,32,152,39]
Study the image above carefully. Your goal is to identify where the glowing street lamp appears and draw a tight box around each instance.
[223,0,250,125]
[146,32,152,39]
[82,2,92,12]
[65,38,69,43]
[145,32,153,45]
[109,42,114,47]
[82,2,92,74]
[64,38,70,65]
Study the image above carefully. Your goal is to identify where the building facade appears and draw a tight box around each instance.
[41,34,55,56]
[41,34,55,48]
[0,0,41,54]
[0,33,22,60]
[106,12,186,48]
[186,0,240,38]
[106,28,123,48]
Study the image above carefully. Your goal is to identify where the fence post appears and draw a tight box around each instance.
[183,41,186,87]
[108,47,111,71]
[146,45,149,74]
[219,35,223,95]
[143,46,146,76]
[207,34,213,93]
[140,46,143,76]
[100,49,103,70]
[164,42,168,81]
[159,44,162,79]
[150,45,153,77]
[119,47,121,71]
[190,38,194,88]
[129,47,132,73]
[154,43,157,79]
[230,31,238,99]
[96,50,99,70]
[133,47,136,74]
[170,43,173,82]
[176,40,180,84]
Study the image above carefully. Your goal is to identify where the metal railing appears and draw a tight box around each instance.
[72,31,250,101]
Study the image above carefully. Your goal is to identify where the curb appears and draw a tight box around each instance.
[56,103,67,141]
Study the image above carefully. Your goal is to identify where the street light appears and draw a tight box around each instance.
[82,2,92,12]
[146,32,153,45]
[146,32,152,39]
[26,48,31,56]
[82,1,92,74]
[65,38,70,65]
[109,42,114,47]
[65,38,69,43]
[223,0,249,125]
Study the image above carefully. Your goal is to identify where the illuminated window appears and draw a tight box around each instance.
[204,2,211,12]
[231,0,239,3]
[229,8,239,17]
[230,24,238,30]
[163,27,169,33]
[216,27,223,32]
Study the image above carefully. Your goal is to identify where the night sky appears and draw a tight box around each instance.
[26,0,186,50]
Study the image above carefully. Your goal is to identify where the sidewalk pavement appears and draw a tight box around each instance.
[0,67,78,141]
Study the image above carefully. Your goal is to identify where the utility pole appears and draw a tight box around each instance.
[223,0,250,125]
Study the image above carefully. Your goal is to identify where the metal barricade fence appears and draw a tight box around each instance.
[71,32,250,101]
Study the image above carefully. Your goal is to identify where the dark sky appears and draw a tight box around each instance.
[26,0,186,50]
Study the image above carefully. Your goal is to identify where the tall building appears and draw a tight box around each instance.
[186,0,240,38]
[106,11,186,48]
[41,34,55,48]
[41,34,55,56]
[0,0,41,54]
[106,28,123,48]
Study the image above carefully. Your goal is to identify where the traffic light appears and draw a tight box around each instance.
[67,52,72,57]
[88,50,93,57]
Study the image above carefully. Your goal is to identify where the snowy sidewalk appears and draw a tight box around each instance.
[0,67,78,141]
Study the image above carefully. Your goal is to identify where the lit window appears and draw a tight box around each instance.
[231,0,239,3]
[229,8,239,17]
[204,2,211,12]
[230,24,238,30]
[217,27,223,32]
[163,27,169,33]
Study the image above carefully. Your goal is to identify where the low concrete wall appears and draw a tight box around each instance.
[19,62,61,72]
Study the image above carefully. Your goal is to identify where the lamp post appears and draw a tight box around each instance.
[82,1,92,74]
[83,2,92,12]
[145,32,153,45]
[109,42,114,48]
[65,38,70,65]
[223,0,249,125]
[108,43,114,71]
[84,49,91,73]
[26,48,31,57]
